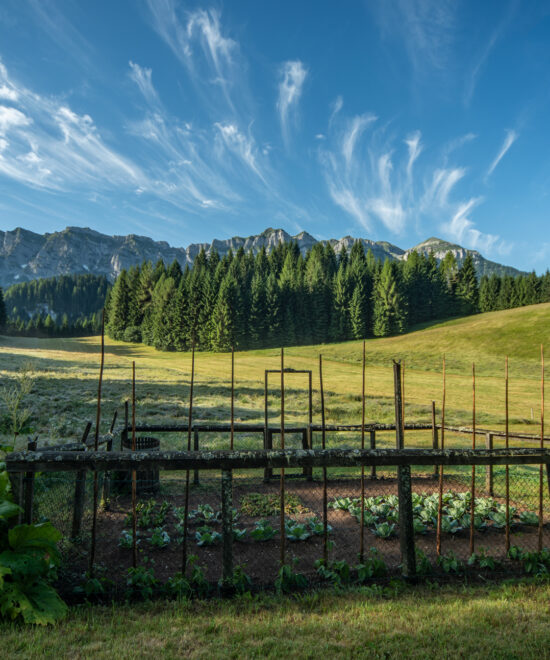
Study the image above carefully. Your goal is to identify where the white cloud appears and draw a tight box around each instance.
[129,61,160,107]
[277,60,307,147]
[0,106,30,133]
[0,85,18,101]
[487,129,518,178]
[319,103,505,252]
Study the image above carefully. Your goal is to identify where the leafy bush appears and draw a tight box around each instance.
[437,551,464,574]
[0,465,67,625]
[372,522,396,539]
[356,548,388,581]
[468,548,499,570]
[415,549,432,576]
[220,565,252,594]
[119,529,140,549]
[315,558,351,586]
[275,561,308,594]
[125,564,158,600]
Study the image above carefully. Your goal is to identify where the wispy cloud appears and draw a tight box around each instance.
[145,1,243,114]
[487,129,518,178]
[277,60,307,147]
[319,102,506,253]
[0,62,143,191]
[372,0,457,77]
[128,61,160,108]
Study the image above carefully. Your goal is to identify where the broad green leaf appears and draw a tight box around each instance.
[8,523,61,564]
[0,550,46,580]
[20,582,68,625]
[0,500,22,522]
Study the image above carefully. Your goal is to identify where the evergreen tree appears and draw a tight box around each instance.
[373,260,407,337]
[0,286,6,331]
[211,274,239,351]
[456,254,479,315]
[106,269,131,340]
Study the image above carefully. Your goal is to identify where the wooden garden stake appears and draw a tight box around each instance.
[469,363,476,557]
[436,355,446,557]
[539,345,545,552]
[280,347,286,566]
[230,347,235,451]
[182,341,195,574]
[71,421,92,539]
[89,309,105,577]
[360,341,366,563]
[432,401,439,478]
[131,361,138,569]
[319,354,328,564]
[505,356,510,552]
[401,361,405,442]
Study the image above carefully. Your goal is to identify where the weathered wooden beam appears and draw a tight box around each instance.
[7,447,550,473]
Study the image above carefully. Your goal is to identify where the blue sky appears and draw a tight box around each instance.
[0,1,549,271]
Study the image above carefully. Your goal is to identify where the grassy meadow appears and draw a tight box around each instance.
[1,302,549,450]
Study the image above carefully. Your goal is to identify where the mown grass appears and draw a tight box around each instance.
[1,580,549,658]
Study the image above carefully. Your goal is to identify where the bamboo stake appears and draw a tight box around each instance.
[131,361,137,569]
[436,355,446,557]
[539,345,545,552]
[469,362,476,557]
[360,340,366,563]
[319,354,328,564]
[505,356,510,553]
[230,346,235,451]
[182,341,195,574]
[401,361,405,442]
[280,348,286,566]
[88,309,105,577]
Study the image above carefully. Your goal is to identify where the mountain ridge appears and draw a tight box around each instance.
[0,225,525,288]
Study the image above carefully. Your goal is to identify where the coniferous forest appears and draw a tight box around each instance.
[101,241,550,352]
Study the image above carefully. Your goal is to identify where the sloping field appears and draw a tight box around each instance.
[0,303,549,447]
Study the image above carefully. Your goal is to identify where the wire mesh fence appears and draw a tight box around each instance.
[15,439,549,598]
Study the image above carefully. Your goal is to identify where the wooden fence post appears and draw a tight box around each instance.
[302,428,312,480]
[122,400,128,451]
[432,401,439,479]
[23,437,37,524]
[193,428,200,485]
[101,438,112,510]
[71,421,92,539]
[394,361,416,578]
[263,429,273,482]
[370,430,377,479]
[221,469,234,595]
[485,433,494,496]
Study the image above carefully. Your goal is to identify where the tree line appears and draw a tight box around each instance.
[1,274,108,338]
[104,241,483,352]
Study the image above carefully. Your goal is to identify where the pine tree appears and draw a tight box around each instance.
[249,271,268,348]
[106,269,130,340]
[0,286,6,331]
[331,262,351,341]
[456,254,479,315]
[265,272,281,347]
[211,274,239,351]
[350,282,368,339]
[373,260,407,337]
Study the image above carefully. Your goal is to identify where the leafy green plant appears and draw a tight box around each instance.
[275,561,308,594]
[0,362,35,449]
[187,555,210,598]
[519,511,539,526]
[189,504,221,525]
[232,528,247,542]
[73,569,114,599]
[307,517,332,536]
[437,551,464,574]
[151,500,171,526]
[220,565,252,594]
[0,466,67,625]
[315,558,351,586]
[372,522,396,539]
[507,545,524,561]
[468,548,499,570]
[489,512,507,529]
[149,527,170,548]
[118,529,140,549]
[163,573,192,600]
[250,519,277,542]
[415,549,432,576]
[413,518,428,535]
[440,516,462,535]
[356,548,387,581]
[285,519,311,542]
[240,492,308,517]
[195,526,222,546]
[125,564,158,600]
[521,549,550,576]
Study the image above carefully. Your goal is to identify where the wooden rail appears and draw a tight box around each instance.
[6,447,550,473]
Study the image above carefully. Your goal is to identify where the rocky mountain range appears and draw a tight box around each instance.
[0,226,525,289]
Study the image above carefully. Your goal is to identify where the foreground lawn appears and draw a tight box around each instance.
[1,580,549,658]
